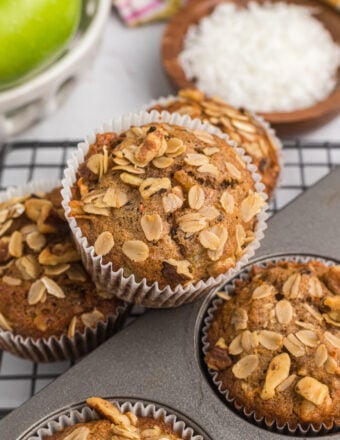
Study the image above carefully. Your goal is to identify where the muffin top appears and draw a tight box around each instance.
[0,188,122,340]
[69,122,265,289]
[150,89,280,198]
[205,261,340,428]
[44,397,183,440]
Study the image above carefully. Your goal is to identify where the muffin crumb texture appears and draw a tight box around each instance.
[43,396,183,439]
[70,123,264,288]
[0,189,121,340]
[150,89,280,198]
[206,261,340,428]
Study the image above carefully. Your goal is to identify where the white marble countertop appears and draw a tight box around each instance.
[14,12,340,142]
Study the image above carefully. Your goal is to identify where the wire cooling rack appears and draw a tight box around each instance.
[0,139,339,420]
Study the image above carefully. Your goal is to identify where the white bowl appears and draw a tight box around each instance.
[0,0,111,139]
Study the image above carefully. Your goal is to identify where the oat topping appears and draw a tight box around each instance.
[0,190,121,339]
[185,153,209,167]
[67,316,78,339]
[70,122,264,288]
[240,192,265,223]
[27,279,46,305]
[252,284,274,300]
[2,276,22,286]
[196,163,219,177]
[152,156,174,169]
[122,240,149,263]
[80,309,104,328]
[282,272,301,299]
[139,177,171,199]
[120,172,143,187]
[94,231,115,256]
[41,276,65,299]
[225,162,242,181]
[140,214,163,242]
[205,260,340,427]
[275,299,293,325]
[0,312,12,331]
[162,192,183,214]
[232,354,259,379]
[220,191,234,214]
[149,89,280,198]
[188,185,205,210]
[229,333,243,355]
[258,330,282,351]
[198,229,220,251]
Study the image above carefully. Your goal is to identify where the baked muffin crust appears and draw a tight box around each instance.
[44,397,183,439]
[0,189,122,340]
[150,89,280,198]
[205,261,340,428]
[69,122,265,288]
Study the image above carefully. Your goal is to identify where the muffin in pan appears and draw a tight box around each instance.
[43,397,184,440]
[149,89,281,199]
[64,111,267,310]
[0,185,128,361]
[204,260,340,430]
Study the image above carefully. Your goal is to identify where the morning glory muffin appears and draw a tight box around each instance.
[205,260,340,429]
[44,397,184,440]
[149,89,281,198]
[68,122,265,290]
[0,187,126,360]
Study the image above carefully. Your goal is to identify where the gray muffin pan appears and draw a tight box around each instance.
[1,167,340,440]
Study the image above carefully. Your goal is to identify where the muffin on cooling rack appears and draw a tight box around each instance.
[64,114,267,309]
[0,186,127,362]
[44,397,184,440]
[149,89,281,198]
[205,260,340,430]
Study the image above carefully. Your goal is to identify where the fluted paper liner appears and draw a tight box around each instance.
[145,95,283,201]
[26,400,204,440]
[0,180,130,362]
[61,110,268,308]
[201,254,340,436]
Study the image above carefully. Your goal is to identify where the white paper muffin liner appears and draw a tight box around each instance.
[201,254,340,436]
[61,110,268,308]
[0,180,130,362]
[145,95,283,201]
[26,399,204,440]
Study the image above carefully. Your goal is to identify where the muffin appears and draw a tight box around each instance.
[149,89,281,198]
[43,397,184,440]
[205,260,340,429]
[67,120,265,292]
[0,186,127,361]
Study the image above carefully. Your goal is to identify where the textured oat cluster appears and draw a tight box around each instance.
[150,89,280,198]
[45,397,183,440]
[0,189,120,339]
[206,261,340,428]
[70,123,264,288]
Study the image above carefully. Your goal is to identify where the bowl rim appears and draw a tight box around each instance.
[0,0,112,105]
[162,0,340,127]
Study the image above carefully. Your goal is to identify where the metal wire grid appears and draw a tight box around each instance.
[0,139,338,420]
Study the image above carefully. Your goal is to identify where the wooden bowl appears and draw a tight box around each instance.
[162,0,340,134]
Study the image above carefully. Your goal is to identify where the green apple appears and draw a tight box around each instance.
[0,0,82,90]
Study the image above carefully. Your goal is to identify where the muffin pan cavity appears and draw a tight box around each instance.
[199,254,340,437]
[1,169,340,440]
[20,398,208,440]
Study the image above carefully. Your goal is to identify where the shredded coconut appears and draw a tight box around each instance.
[179,2,340,112]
